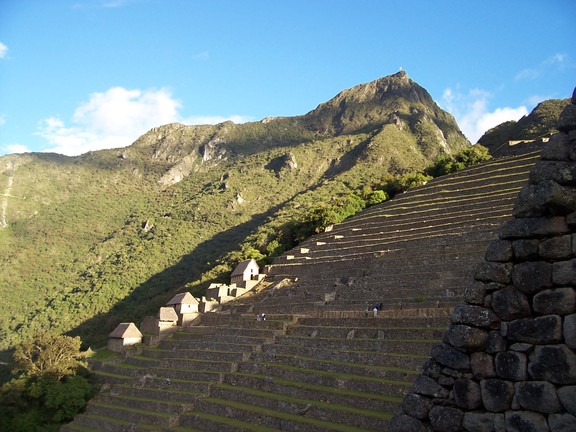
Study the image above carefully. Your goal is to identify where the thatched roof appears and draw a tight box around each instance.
[157,306,179,321]
[109,322,143,339]
[167,292,199,306]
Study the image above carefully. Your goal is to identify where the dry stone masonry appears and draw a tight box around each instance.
[388,88,576,432]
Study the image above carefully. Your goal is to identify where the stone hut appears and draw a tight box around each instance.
[230,258,263,289]
[388,88,576,431]
[107,322,143,352]
[166,292,200,326]
[157,307,179,333]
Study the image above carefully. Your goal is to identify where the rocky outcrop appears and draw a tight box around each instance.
[388,88,576,432]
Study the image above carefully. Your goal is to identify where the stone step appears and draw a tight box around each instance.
[182,396,382,432]
[247,351,418,383]
[113,383,203,403]
[220,374,404,412]
[274,334,440,355]
[92,392,194,414]
[148,367,223,382]
[142,347,250,362]
[177,411,280,432]
[295,316,450,328]
[231,364,412,399]
[198,312,296,326]
[158,338,261,352]
[208,384,392,430]
[133,375,213,394]
[157,357,238,373]
[286,324,445,339]
[85,401,180,427]
[175,326,280,339]
[63,413,162,432]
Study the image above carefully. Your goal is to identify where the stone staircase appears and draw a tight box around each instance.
[62,312,448,431]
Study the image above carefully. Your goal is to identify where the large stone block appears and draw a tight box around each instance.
[481,379,514,412]
[548,413,576,432]
[471,352,496,379]
[485,240,514,262]
[412,374,449,398]
[453,379,482,410]
[492,286,531,321]
[402,392,433,420]
[564,314,576,350]
[533,288,576,315]
[536,181,576,215]
[387,413,429,432]
[508,315,563,344]
[464,280,487,305]
[530,160,576,186]
[516,381,562,413]
[512,261,553,295]
[553,259,576,286]
[513,239,540,260]
[528,345,576,384]
[505,411,549,432]
[495,351,527,381]
[452,304,500,329]
[463,412,505,432]
[541,132,572,161]
[558,104,576,133]
[444,324,488,351]
[474,262,513,284]
[539,234,574,260]
[513,185,546,217]
[500,217,569,239]
[431,343,471,371]
[429,406,463,432]
[557,385,576,416]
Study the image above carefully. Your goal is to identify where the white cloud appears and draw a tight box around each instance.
[37,87,181,156]
[36,86,250,156]
[515,52,569,81]
[442,87,528,143]
[4,144,31,154]
[0,42,8,59]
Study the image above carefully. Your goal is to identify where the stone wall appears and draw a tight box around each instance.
[387,88,576,432]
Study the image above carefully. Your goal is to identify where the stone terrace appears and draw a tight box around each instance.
[253,151,541,314]
[61,148,544,432]
[62,312,449,431]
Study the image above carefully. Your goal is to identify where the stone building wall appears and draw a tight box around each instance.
[388,88,576,432]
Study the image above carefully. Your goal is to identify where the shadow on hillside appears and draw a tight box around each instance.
[67,204,285,349]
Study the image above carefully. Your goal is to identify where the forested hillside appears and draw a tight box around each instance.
[0,71,471,352]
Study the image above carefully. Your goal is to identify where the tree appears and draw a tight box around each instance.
[12,333,89,380]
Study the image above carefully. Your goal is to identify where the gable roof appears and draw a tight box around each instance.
[167,292,199,306]
[231,259,259,277]
[109,322,143,339]
[157,306,179,321]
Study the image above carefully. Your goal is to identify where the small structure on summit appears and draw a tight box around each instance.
[166,291,199,325]
[107,322,143,352]
[230,258,264,289]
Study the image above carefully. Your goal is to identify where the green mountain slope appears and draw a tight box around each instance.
[478,98,570,156]
[0,72,469,351]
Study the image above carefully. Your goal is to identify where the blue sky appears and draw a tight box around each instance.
[0,0,575,157]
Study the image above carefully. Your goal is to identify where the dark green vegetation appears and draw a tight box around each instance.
[0,333,96,432]
[0,71,471,353]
